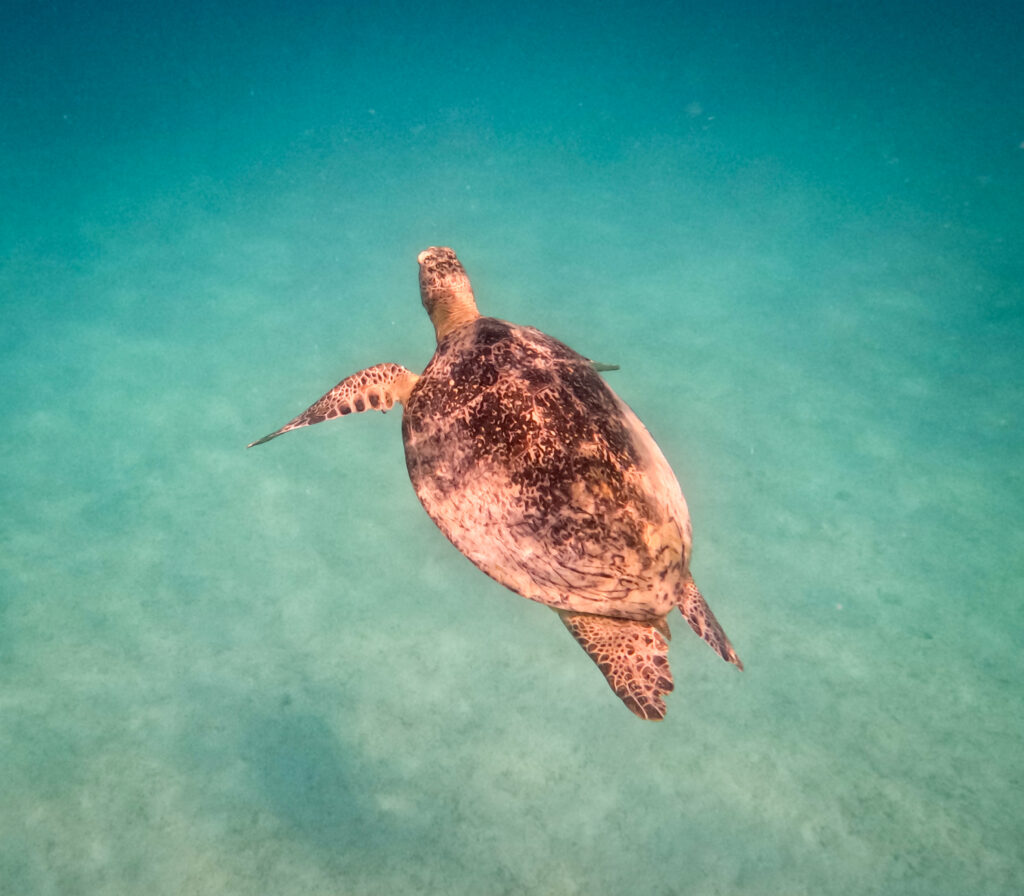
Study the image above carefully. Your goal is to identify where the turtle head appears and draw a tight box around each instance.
[418,247,480,343]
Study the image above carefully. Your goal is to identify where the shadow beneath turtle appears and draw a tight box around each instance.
[239,706,418,861]
[178,685,426,873]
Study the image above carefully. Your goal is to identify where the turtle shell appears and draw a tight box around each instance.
[401,316,692,621]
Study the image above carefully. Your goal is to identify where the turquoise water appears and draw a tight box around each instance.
[3,1,1022,893]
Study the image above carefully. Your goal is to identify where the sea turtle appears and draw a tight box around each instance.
[249,247,742,720]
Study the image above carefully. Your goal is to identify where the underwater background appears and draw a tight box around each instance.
[2,1,1022,893]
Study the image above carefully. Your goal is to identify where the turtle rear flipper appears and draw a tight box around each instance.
[557,610,674,721]
[678,576,743,670]
[248,363,419,447]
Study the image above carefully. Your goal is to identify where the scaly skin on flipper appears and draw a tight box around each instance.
[558,611,674,721]
[247,363,419,447]
[679,575,743,669]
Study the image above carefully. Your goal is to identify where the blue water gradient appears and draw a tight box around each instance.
[2,1,1021,893]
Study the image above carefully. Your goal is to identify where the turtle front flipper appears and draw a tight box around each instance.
[556,610,675,721]
[248,363,419,447]
[678,576,743,670]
